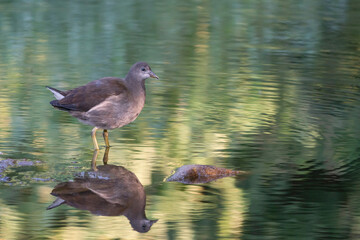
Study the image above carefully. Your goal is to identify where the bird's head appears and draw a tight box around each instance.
[130,219,158,233]
[127,62,159,81]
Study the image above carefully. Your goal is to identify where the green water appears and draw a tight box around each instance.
[1,0,360,239]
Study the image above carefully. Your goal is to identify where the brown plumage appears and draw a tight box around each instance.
[47,62,158,150]
[48,78,126,112]
[47,164,158,233]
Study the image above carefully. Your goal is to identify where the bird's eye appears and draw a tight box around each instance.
[141,68,146,72]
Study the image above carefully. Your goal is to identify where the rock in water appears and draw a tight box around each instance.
[165,164,248,184]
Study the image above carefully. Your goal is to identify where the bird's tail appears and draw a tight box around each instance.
[46,86,66,100]
[46,197,66,210]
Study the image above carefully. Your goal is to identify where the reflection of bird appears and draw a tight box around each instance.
[47,164,158,233]
[47,62,158,150]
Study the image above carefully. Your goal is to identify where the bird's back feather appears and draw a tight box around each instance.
[48,77,128,112]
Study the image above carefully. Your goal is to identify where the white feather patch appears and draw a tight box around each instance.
[47,87,65,100]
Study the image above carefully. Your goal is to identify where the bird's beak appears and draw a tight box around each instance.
[149,71,159,79]
[150,219,158,226]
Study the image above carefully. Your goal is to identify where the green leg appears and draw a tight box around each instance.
[91,149,99,171]
[91,127,99,150]
[103,129,110,148]
[103,147,110,165]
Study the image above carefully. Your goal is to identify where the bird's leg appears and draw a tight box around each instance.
[91,127,99,150]
[91,149,99,171]
[103,129,110,148]
[103,147,110,165]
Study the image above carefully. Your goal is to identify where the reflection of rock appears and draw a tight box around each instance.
[47,164,157,233]
[0,158,42,182]
[166,164,248,184]
[0,158,40,171]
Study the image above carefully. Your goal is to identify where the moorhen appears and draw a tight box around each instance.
[47,62,158,150]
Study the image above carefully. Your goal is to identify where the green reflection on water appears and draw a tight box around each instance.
[0,0,360,239]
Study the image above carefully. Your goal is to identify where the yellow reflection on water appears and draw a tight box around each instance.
[0,98,11,142]
[217,178,247,239]
[0,200,22,240]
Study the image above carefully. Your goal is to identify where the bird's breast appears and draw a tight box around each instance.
[115,91,145,127]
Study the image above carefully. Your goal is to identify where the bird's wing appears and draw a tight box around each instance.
[86,177,145,206]
[87,186,128,205]
[50,77,127,112]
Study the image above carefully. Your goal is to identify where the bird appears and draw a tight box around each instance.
[47,62,158,150]
[47,164,158,233]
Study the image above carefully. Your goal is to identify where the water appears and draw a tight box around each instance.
[0,0,360,239]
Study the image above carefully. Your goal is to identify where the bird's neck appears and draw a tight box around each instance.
[125,77,146,97]
[123,196,147,220]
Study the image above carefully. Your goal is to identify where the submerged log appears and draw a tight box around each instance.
[166,164,248,184]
